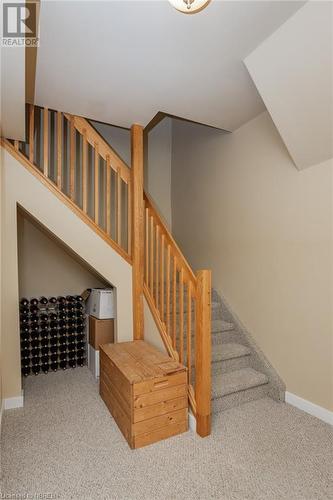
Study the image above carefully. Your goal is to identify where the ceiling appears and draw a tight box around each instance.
[35,0,305,131]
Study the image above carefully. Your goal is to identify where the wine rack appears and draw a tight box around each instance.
[20,295,87,377]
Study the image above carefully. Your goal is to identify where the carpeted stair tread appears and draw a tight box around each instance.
[212,368,268,399]
[212,343,251,363]
[211,319,235,334]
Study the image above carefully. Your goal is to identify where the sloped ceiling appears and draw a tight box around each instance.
[34,0,305,130]
[245,1,333,170]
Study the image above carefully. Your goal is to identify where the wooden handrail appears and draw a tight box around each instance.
[1,104,132,263]
[143,191,212,434]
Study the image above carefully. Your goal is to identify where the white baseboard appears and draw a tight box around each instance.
[188,411,196,432]
[4,390,24,410]
[285,391,333,425]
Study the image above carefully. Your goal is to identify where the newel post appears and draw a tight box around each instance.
[195,269,212,437]
[131,124,144,340]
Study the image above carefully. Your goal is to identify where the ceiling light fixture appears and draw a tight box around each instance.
[168,0,211,14]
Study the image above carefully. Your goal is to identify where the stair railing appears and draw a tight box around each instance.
[2,104,212,436]
[144,193,212,436]
[3,104,132,264]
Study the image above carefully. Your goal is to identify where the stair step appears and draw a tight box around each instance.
[211,319,235,334]
[212,343,251,363]
[212,368,268,399]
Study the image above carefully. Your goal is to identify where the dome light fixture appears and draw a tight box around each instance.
[168,0,211,14]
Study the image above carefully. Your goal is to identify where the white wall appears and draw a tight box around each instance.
[89,121,131,166]
[147,118,173,229]
[1,147,133,399]
[17,212,108,298]
[245,2,333,170]
[171,111,333,412]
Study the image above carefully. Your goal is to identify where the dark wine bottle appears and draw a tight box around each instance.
[20,307,30,317]
[21,358,30,367]
[58,304,67,312]
[68,335,76,344]
[50,353,58,362]
[76,325,84,334]
[49,330,58,339]
[59,360,67,370]
[30,339,40,349]
[20,316,29,325]
[50,362,58,371]
[58,319,66,329]
[41,355,49,364]
[31,357,40,366]
[29,306,39,315]
[68,351,76,360]
[49,297,57,305]
[66,295,75,303]
[75,295,83,303]
[40,313,48,322]
[30,331,40,341]
[76,356,85,367]
[59,352,67,361]
[49,321,58,331]
[58,312,67,322]
[22,366,31,377]
[75,333,85,343]
[20,298,29,307]
[30,315,39,325]
[32,366,41,375]
[21,331,30,341]
[21,340,30,350]
[59,344,67,353]
[50,345,58,354]
[68,359,76,368]
[31,347,40,358]
[76,341,85,350]
[40,329,49,340]
[30,298,38,307]
[40,340,49,349]
[68,344,76,353]
[41,346,49,356]
[21,348,30,359]
[49,313,57,322]
[41,364,49,374]
[39,296,48,306]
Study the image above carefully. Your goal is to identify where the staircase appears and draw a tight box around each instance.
[1,103,284,437]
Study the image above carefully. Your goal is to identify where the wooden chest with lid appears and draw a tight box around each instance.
[99,340,188,449]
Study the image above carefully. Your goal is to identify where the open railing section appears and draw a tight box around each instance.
[144,193,212,436]
[5,104,132,263]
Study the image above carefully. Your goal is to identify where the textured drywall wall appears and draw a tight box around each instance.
[1,147,133,399]
[171,111,333,411]
[17,212,107,298]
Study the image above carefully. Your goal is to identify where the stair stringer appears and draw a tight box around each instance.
[1,147,133,400]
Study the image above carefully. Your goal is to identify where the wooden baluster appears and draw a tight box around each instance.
[145,207,149,285]
[57,111,62,190]
[127,179,132,255]
[155,225,159,309]
[82,129,87,212]
[166,245,171,337]
[43,107,49,177]
[14,140,19,150]
[187,282,192,384]
[179,268,184,363]
[94,143,99,224]
[160,234,165,323]
[131,124,144,340]
[29,104,34,163]
[106,155,111,235]
[70,117,75,199]
[117,167,122,246]
[195,270,212,437]
[149,216,154,293]
[172,257,177,348]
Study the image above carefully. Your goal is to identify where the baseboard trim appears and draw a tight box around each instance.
[188,411,196,432]
[0,399,4,430]
[285,391,333,425]
[4,390,24,410]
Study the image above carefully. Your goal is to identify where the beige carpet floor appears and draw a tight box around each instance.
[1,367,332,500]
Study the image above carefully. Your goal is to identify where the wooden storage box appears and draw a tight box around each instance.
[100,340,188,449]
[89,316,114,350]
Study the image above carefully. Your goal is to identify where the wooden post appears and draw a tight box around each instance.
[131,124,144,340]
[195,269,212,437]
